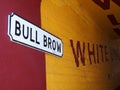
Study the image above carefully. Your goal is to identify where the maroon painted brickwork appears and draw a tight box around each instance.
[0,1,46,90]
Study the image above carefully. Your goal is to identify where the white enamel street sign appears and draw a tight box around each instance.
[8,13,63,57]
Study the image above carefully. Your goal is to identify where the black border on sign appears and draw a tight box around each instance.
[8,13,63,57]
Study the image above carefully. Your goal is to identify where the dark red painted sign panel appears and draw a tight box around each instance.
[0,1,46,90]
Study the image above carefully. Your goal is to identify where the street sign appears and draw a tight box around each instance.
[8,13,63,57]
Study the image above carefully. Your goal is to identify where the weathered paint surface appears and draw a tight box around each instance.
[0,0,120,90]
[41,0,120,90]
[0,1,46,90]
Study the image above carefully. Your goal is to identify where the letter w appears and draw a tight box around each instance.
[70,40,85,67]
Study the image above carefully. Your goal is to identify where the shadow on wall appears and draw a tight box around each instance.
[115,86,120,90]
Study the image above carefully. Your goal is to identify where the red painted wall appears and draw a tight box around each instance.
[0,1,46,90]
